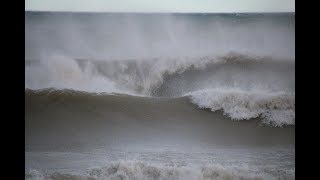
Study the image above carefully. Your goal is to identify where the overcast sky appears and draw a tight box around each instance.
[25,0,295,13]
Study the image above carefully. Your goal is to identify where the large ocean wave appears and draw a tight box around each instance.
[25,13,295,180]
[25,13,295,127]
[25,53,294,126]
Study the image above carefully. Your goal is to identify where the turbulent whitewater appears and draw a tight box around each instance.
[25,12,295,180]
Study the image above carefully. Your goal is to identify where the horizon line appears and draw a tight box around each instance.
[25,10,295,14]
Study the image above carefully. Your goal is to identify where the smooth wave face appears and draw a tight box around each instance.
[25,88,294,150]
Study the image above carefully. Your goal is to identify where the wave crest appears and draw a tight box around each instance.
[26,53,294,95]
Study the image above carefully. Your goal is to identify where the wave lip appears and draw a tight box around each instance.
[188,89,295,127]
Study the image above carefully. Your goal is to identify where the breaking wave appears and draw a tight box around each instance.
[25,53,295,126]
[25,12,295,180]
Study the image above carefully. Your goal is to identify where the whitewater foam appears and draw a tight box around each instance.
[26,161,293,180]
[188,89,294,127]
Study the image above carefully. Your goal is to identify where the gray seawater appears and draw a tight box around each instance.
[25,90,294,179]
[25,12,295,180]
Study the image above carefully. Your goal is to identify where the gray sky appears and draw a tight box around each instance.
[25,0,295,13]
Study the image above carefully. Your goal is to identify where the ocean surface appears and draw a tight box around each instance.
[25,12,295,180]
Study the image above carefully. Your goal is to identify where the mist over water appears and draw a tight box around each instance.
[25,12,295,180]
[26,13,294,60]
